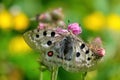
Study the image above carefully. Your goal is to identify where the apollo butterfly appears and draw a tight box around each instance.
[23,8,105,72]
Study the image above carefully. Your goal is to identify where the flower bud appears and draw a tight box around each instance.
[57,20,66,28]
[37,13,52,23]
[38,23,47,30]
[51,8,64,21]
[68,23,82,35]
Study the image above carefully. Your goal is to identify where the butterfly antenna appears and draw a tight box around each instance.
[68,20,70,24]
[79,23,81,26]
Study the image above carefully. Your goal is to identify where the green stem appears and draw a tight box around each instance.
[51,67,58,80]
[39,64,47,80]
[81,72,87,80]
[40,70,43,80]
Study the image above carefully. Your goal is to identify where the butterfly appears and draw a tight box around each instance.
[23,23,105,72]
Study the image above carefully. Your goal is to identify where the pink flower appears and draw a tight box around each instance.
[38,23,46,30]
[93,37,105,57]
[55,28,68,34]
[94,37,102,45]
[68,23,82,35]
[97,48,105,57]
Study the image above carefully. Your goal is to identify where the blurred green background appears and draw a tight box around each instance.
[0,0,120,80]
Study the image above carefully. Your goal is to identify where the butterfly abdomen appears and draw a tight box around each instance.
[57,36,73,61]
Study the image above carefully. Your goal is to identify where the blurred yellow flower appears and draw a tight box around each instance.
[107,14,120,31]
[0,10,13,30]
[83,12,105,31]
[13,13,29,31]
[9,36,31,54]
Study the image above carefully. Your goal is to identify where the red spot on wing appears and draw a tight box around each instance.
[47,51,53,57]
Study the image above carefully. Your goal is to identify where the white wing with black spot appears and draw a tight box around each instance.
[23,28,64,52]
[23,28,102,72]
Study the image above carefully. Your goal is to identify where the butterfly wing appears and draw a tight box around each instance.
[23,28,66,69]
[23,28,64,52]
[61,35,101,72]
[23,28,102,72]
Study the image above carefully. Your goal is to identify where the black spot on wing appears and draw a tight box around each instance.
[76,52,80,57]
[91,54,94,56]
[80,43,85,49]
[47,40,52,46]
[43,31,47,36]
[36,34,39,38]
[87,57,91,61]
[37,29,39,32]
[85,49,89,54]
[51,31,55,37]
